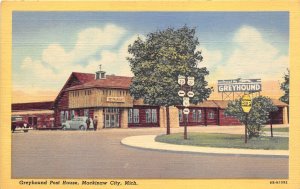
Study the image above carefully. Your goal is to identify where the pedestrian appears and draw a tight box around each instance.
[86,116,91,131]
[93,116,98,131]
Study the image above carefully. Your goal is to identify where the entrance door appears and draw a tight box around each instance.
[104,108,120,128]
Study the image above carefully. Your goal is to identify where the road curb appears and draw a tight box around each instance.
[121,135,289,157]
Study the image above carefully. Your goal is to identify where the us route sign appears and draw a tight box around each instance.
[241,94,252,113]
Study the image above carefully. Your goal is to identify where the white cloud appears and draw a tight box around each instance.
[41,24,126,70]
[85,34,141,77]
[18,24,136,91]
[211,25,288,81]
[198,47,222,70]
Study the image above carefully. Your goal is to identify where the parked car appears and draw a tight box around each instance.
[62,116,94,130]
[11,116,31,133]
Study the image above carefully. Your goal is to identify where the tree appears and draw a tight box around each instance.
[127,26,212,135]
[225,96,278,140]
[280,69,289,105]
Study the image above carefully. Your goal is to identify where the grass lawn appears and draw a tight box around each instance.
[262,127,289,132]
[155,133,288,150]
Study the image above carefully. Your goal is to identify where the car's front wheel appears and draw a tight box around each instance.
[79,125,85,130]
[62,126,66,130]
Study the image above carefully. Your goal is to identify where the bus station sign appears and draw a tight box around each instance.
[218,78,261,92]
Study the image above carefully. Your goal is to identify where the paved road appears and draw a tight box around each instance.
[12,127,288,179]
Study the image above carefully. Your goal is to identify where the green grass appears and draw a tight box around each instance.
[155,133,288,150]
[262,127,289,132]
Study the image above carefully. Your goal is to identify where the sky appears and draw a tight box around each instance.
[12,11,289,96]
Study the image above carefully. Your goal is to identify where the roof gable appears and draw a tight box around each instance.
[54,72,95,106]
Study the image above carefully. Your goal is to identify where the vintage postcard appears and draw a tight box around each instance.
[1,1,300,189]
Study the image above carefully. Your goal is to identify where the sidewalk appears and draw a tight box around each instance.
[121,135,289,157]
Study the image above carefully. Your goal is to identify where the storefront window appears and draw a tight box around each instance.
[84,109,89,117]
[65,111,69,120]
[179,109,183,122]
[60,111,65,123]
[133,109,139,123]
[146,109,151,123]
[208,111,215,119]
[128,109,133,123]
[192,109,197,122]
[71,110,75,119]
[152,109,157,123]
[198,110,202,122]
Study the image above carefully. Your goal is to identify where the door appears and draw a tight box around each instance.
[104,108,120,128]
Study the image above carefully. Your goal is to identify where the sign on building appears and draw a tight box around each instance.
[107,97,125,103]
[218,78,262,92]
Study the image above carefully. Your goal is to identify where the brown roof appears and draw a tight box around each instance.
[213,100,230,109]
[65,75,132,91]
[72,72,95,83]
[190,100,219,108]
[12,101,54,111]
[271,99,288,107]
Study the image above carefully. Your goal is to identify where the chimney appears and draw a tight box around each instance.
[95,64,106,80]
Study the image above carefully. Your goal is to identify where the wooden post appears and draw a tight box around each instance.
[245,113,248,143]
[270,112,273,137]
[166,106,170,135]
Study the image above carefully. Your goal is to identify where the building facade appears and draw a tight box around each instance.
[12,70,288,129]
[52,70,288,129]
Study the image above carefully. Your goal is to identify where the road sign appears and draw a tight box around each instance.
[187,91,194,98]
[183,97,190,107]
[178,75,186,85]
[187,77,195,86]
[178,90,185,97]
[183,108,190,114]
[241,94,252,113]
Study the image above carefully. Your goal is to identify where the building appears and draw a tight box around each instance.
[48,69,288,129]
[12,101,55,129]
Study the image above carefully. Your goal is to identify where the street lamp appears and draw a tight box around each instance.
[178,75,194,140]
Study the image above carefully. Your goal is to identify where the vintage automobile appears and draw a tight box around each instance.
[11,116,31,132]
[61,116,94,130]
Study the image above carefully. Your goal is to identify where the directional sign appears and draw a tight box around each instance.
[187,77,195,86]
[178,75,186,86]
[187,91,194,98]
[183,97,190,107]
[183,108,190,115]
[241,94,252,113]
[178,90,185,97]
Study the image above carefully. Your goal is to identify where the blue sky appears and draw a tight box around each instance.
[13,11,289,92]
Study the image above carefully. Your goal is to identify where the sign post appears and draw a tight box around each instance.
[241,94,252,143]
[178,75,194,140]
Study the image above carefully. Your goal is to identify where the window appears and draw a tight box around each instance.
[208,111,215,119]
[133,109,139,123]
[84,109,89,117]
[198,110,202,122]
[60,111,65,123]
[146,109,151,123]
[65,111,69,120]
[71,110,75,119]
[152,109,157,123]
[192,109,197,122]
[128,109,133,123]
[179,109,183,122]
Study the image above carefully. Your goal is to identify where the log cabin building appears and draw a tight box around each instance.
[12,69,289,129]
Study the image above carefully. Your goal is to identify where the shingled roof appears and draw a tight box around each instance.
[65,75,132,91]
